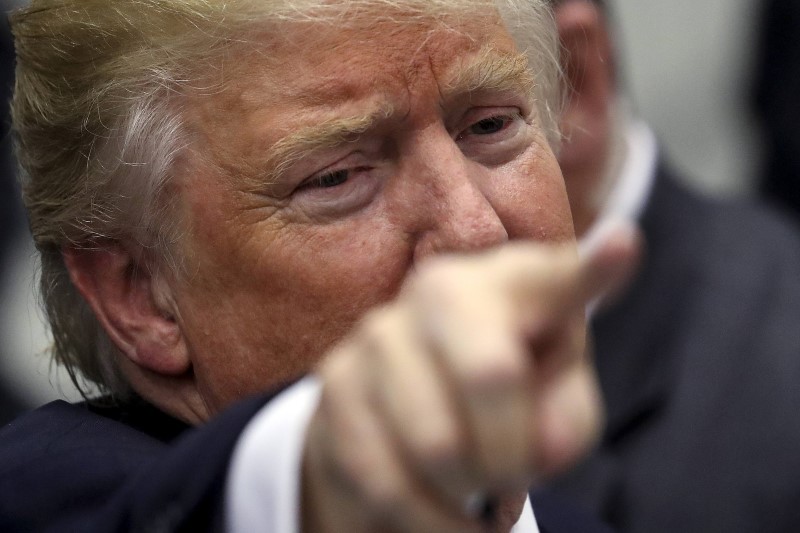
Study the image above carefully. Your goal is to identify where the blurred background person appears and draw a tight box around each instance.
[545,1,800,532]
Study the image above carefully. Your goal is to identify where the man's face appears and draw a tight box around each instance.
[168,12,574,414]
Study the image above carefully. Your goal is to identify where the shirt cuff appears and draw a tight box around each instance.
[225,376,322,533]
[512,496,540,533]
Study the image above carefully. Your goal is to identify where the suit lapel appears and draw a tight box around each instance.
[592,163,702,444]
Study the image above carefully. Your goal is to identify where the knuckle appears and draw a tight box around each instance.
[318,351,359,401]
[410,424,463,473]
[463,348,527,391]
[324,419,386,498]
[361,468,407,517]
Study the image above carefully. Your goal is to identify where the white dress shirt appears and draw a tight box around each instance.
[595,119,658,227]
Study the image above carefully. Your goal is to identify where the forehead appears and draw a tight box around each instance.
[186,12,526,173]
[198,11,519,108]
[260,16,514,97]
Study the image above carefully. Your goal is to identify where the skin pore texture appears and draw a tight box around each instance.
[152,14,573,420]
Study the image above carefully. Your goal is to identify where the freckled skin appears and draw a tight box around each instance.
[169,15,574,416]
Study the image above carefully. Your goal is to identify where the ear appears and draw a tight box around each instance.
[554,0,617,235]
[63,243,190,376]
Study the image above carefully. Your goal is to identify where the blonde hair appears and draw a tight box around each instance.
[11,0,563,399]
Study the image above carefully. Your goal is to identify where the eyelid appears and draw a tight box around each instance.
[289,164,384,219]
[287,149,364,193]
[296,168,350,191]
[454,107,524,139]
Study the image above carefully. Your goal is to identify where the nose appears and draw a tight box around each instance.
[405,130,510,263]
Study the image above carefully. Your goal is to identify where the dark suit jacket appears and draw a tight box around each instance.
[551,163,800,532]
[0,391,612,532]
[0,395,269,531]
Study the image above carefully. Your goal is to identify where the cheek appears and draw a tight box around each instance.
[175,211,414,409]
[266,226,410,330]
[492,145,575,243]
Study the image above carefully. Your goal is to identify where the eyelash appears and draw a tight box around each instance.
[299,168,351,190]
[457,112,520,141]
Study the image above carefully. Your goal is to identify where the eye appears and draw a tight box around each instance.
[298,169,350,190]
[454,108,531,166]
[457,113,518,141]
[469,116,511,135]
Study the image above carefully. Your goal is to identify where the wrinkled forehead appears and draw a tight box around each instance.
[193,10,523,115]
[262,15,514,97]
[184,10,531,174]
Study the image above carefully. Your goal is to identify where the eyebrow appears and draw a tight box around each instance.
[442,46,536,103]
[262,103,394,184]
[261,47,535,184]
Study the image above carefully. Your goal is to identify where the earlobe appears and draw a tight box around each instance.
[63,243,191,376]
